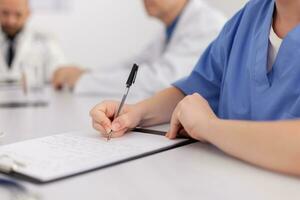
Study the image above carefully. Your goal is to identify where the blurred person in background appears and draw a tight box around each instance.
[0,0,77,86]
[53,0,226,99]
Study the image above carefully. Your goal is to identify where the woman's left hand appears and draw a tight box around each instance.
[166,93,218,142]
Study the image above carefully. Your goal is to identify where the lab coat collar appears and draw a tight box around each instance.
[0,24,30,72]
[0,28,6,46]
[166,0,196,45]
[0,24,31,44]
[10,25,32,68]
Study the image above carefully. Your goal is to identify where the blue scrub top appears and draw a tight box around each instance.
[173,0,300,121]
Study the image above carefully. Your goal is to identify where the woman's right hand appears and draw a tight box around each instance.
[89,100,143,138]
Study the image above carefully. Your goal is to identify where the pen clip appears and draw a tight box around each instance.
[126,64,139,88]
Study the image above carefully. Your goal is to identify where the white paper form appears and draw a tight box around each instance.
[0,130,188,182]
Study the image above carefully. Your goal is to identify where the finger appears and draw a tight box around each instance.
[167,109,182,139]
[65,76,74,89]
[178,129,190,138]
[52,70,65,89]
[64,70,79,89]
[91,102,116,119]
[52,69,61,84]
[111,113,135,132]
[66,74,78,89]
[91,112,112,133]
[109,128,128,138]
[90,102,119,133]
[51,69,59,85]
[92,120,107,136]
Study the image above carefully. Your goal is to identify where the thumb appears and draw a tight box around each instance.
[166,107,182,139]
[167,117,182,139]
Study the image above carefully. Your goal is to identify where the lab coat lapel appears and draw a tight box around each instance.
[252,2,274,87]
[0,31,9,74]
[166,0,194,47]
[11,27,31,73]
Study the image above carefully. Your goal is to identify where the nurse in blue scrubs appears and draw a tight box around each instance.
[90,0,300,175]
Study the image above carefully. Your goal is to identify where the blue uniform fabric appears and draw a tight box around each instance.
[166,15,180,43]
[173,0,300,120]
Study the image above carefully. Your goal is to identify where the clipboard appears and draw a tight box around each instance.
[0,129,195,184]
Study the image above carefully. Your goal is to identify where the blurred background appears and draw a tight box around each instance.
[28,0,248,70]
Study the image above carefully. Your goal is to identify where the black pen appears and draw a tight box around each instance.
[107,64,139,141]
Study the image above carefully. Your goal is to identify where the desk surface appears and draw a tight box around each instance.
[0,88,299,200]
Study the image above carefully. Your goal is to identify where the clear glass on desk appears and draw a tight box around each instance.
[0,71,47,108]
[0,41,49,106]
[20,51,47,102]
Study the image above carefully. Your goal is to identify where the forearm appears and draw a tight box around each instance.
[136,87,185,127]
[206,119,300,175]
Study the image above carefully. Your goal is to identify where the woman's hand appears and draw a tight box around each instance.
[90,101,143,138]
[166,93,218,142]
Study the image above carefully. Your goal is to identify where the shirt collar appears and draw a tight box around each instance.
[166,15,180,43]
[165,0,190,43]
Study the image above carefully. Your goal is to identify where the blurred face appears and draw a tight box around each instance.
[0,0,30,37]
[143,0,178,19]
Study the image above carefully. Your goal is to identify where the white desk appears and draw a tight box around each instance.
[0,88,300,200]
[0,89,99,145]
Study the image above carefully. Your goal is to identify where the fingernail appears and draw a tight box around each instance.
[105,126,112,134]
[112,122,121,131]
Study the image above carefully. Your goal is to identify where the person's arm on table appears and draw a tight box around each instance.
[52,66,86,90]
[167,93,300,176]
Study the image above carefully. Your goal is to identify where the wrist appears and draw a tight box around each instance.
[200,118,222,143]
[134,99,161,127]
[133,101,149,126]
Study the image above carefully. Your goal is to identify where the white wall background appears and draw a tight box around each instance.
[28,0,248,69]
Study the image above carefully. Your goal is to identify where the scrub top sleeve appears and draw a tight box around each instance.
[172,5,248,112]
[172,30,226,108]
[173,40,223,94]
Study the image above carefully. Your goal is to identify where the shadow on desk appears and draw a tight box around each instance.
[0,101,49,109]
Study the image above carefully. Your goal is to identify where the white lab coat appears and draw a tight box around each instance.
[0,26,67,83]
[75,0,227,100]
